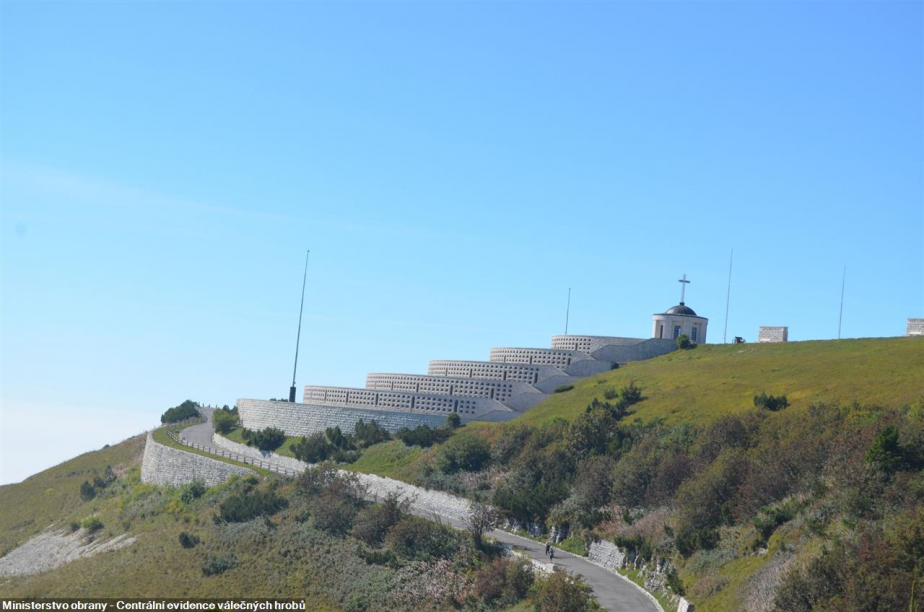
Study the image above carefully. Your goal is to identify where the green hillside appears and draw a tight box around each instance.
[522,336,924,426]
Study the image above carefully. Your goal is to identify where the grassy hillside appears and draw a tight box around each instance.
[521,336,924,426]
[0,434,145,556]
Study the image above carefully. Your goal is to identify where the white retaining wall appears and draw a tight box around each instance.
[141,432,254,487]
[587,540,627,572]
[211,433,308,473]
[238,399,455,438]
[356,472,473,523]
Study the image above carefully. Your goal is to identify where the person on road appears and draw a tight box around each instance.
[549,548,555,561]
[545,542,551,556]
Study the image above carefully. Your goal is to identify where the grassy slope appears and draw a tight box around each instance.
[518,336,924,427]
[0,434,145,556]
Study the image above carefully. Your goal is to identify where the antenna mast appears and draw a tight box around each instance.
[290,249,310,402]
[838,265,846,340]
[564,288,571,335]
[723,250,733,344]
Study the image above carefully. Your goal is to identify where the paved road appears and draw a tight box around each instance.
[180,413,660,612]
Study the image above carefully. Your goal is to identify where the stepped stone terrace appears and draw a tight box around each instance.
[238,334,678,437]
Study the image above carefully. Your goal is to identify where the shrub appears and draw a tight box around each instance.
[446,411,462,429]
[201,554,236,576]
[473,557,534,606]
[492,424,534,466]
[291,433,330,463]
[212,407,239,434]
[676,334,692,349]
[535,568,596,612]
[754,392,789,412]
[161,400,200,424]
[81,516,103,533]
[180,480,207,503]
[395,424,450,447]
[242,427,287,452]
[79,480,96,501]
[554,384,575,393]
[216,490,287,523]
[603,387,618,400]
[351,493,408,546]
[866,425,902,474]
[435,434,491,474]
[68,521,80,532]
[385,516,460,561]
[312,491,358,535]
[353,419,391,448]
[178,531,200,548]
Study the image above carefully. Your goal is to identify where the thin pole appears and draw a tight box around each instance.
[838,265,846,340]
[723,250,733,344]
[290,249,310,402]
[564,288,571,335]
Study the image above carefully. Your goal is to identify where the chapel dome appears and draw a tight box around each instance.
[665,303,697,316]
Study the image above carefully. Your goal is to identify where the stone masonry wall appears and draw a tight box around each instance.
[587,540,627,572]
[238,399,453,438]
[141,432,254,487]
[211,433,307,473]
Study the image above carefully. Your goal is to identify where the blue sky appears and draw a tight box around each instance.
[2,2,922,484]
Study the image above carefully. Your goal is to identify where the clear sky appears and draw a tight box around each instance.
[2,1,922,484]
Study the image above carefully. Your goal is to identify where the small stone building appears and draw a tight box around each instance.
[652,303,708,344]
[906,318,924,336]
[759,326,789,343]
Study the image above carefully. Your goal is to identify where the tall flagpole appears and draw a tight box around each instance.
[838,265,846,340]
[723,249,733,344]
[290,249,310,402]
[564,287,571,335]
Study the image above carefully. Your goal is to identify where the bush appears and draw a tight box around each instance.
[161,400,200,424]
[68,520,80,532]
[216,490,287,523]
[473,557,534,606]
[353,419,391,448]
[201,554,236,576]
[242,427,287,452]
[312,491,358,535]
[435,434,491,474]
[291,434,330,463]
[554,384,575,393]
[180,480,207,503]
[535,568,597,612]
[81,516,103,533]
[79,480,96,501]
[754,392,789,412]
[212,407,239,434]
[351,493,408,546]
[395,424,450,448]
[676,334,692,349]
[866,425,902,474]
[385,516,460,561]
[446,411,462,429]
[178,531,200,548]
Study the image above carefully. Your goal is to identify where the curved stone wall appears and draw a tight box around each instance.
[140,432,254,487]
[550,335,645,353]
[489,347,586,369]
[211,433,307,473]
[365,373,539,404]
[239,399,457,438]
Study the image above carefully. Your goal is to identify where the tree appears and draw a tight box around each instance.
[446,411,462,429]
[467,501,500,549]
[160,400,200,424]
[291,434,330,463]
[435,434,491,473]
[866,425,902,474]
[212,407,239,434]
[536,569,597,612]
[79,480,96,501]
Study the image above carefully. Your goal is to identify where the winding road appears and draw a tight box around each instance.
[181,409,660,612]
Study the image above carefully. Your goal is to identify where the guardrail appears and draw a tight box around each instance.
[166,428,301,477]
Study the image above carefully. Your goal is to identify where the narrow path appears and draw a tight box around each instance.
[180,415,660,612]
